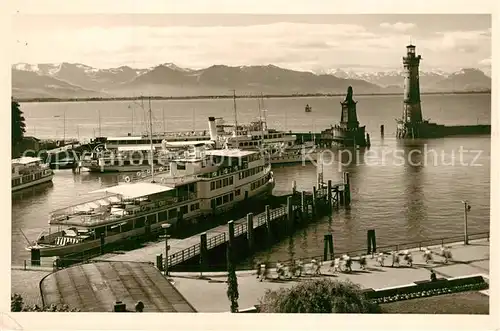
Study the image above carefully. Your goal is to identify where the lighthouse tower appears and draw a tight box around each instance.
[397,44,424,138]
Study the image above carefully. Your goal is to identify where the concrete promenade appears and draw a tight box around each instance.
[168,239,490,312]
[11,239,489,312]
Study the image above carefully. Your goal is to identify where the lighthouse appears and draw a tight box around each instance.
[397,44,424,138]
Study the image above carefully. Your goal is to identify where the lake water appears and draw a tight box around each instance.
[12,94,491,266]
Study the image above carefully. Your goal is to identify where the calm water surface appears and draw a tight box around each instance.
[12,94,491,265]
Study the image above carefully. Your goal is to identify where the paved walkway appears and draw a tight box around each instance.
[10,239,489,312]
[168,239,490,312]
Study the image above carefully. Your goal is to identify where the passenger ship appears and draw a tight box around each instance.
[26,145,274,257]
[212,118,318,164]
[12,157,54,192]
[83,116,317,172]
[80,143,197,173]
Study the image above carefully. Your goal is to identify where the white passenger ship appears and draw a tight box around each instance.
[80,143,197,173]
[12,157,54,192]
[83,115,317,172]
[215,118,318,164]
[26,145,274,257]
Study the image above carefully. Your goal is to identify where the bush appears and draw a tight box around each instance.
[258,279,380,313]
[11,293,80,312]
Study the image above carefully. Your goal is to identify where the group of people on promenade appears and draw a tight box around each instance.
[254,245,454,281]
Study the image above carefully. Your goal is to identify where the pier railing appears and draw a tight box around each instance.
[167,206,287,267]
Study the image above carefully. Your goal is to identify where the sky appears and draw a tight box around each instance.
[11,14,492,73]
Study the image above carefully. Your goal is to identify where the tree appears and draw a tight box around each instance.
[12,99,26,151]
[226,242,239,313]
[258,278,380,313]
[11,293,80,312]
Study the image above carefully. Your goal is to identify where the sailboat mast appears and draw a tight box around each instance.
[148,97,155,183]
[232,90,238,136]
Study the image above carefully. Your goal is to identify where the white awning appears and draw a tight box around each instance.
[117,145,155,151]
[90,182,175,199]
[12,156,42,165]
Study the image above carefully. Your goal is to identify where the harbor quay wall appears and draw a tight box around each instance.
[442,124,491,136]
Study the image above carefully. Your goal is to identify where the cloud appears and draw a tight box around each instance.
[478,57,491,66]
[379,22,416,32]
[428,30,490,53]
[12,21,490,73]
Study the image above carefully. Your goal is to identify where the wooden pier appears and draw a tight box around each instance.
[158,175,350,271]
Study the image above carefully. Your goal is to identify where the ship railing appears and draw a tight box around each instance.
[155,175,202,186]
[199,164,247,179]
[49,192,196,225]
[119,166,172,183]
[157,130,209,138]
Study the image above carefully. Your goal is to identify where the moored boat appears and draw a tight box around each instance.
[12,157,54,192]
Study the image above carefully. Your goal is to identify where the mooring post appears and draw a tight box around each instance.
[246,213,254,251]
[286,196,294,232]
[323,234,329,261]
[312,186,317,217]
[380,124,384,136]
[228,220,235,246]
[300,191,306,219]
[343,172,351,206]
[200,232,208,274]
[339,185,345,206]
[100,232,105,255]
[265,205,272,242]
[156,254,163,271]
[367,229,377,256]
[329,234,334,260]
[30,248,41,266]
[327,180,332,209]
[323,234,334,261]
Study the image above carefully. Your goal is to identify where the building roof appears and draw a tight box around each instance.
[40,261,196,312]
[90,182,174,199]
[205,149,257,157]
[11,156,43,165]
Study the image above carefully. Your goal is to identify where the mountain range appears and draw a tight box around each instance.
[11,62,491,99]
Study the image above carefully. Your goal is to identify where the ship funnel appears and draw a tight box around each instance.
[169,162,177,176]
[208,117,218,141]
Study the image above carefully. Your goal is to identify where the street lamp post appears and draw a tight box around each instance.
[161,223,172,276]
[461,200,471,245]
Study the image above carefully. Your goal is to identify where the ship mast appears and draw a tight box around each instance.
[148,97,155,183]
[232,90,238,136]
[258,95,265,143]
[261,92,268,130]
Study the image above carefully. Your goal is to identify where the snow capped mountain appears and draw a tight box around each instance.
[158,62,192,72]
[11,61,491,99]
[14,63,63,76]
